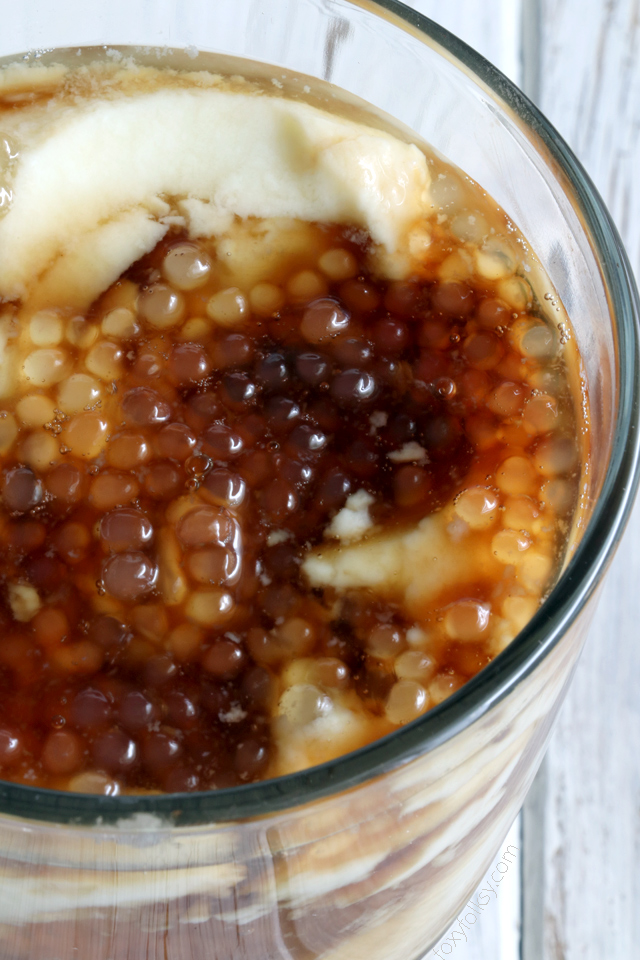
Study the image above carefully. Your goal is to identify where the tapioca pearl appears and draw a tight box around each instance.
[184,393,221,433]
[496,455,537,496]
[339,278,380,313]
[163,623,202,663]
[450,210,490,243]
[486,381,526,418]
[142,656,178,689]
[132,345,164,379]
[53,521,90,564]
[372,317,409,355]
[240,665,273,707]
[265,396,301,434]
[502,595,539,633]
[464,411,500,450]
[60,413,110,459]
[254,352,289,392]
[367,624,407,660]
[28,310,64,346]
[382,279,419,316]
[20,431,60,472]
[70,688,111,729]
[103,552,157,601]
[286,270,327,303]
[454,486,499,529]
[162,243,212,290]
[332,337,372,368]
[249,282,285,316]
[144,462,184,500]
[41,730,84,775]
[186,589,235,627]
[343,437,379,478]
[330,370,378,408]
[85,341,124,381]
[540,478,574,514]
[476,299,510,333]
[300,298,350,344]
[276,618,317,657]
[67,770,120,795]
[492,528,532,564]
[66,316,99,350]
[164,690,199,729]
[394,465,431,508]
[142,730,182,773]
[279,684,332,725]
[235,739,269,779]
[179,317,211,342]
[187,545,238,585]
[262,478,299,520]
[429,672,466,705]
[212,332,254,370]
[518,548,554,591]
[206,287,249,327]
[23,347,71,387]
[0,413,18,456]
[89,472,140,511]
[155,423,196,461]
[316,468,351,511]
[502,495,540,531]
[431,281,474,317]
[202,637,246,679]
[200,468,247,511]
[177,506,236,548]
[510,317,557,359]
[416,319,449,351]
[87,615,131,651]
[2,466,42,513]
[317,247,358,280]
[55,375,102,417]
[8,519,46,553]
[309,657,350,690]
[281,459,314,490]
[167,342,211,385]
[394,650,437,684]
[421,415,460,454]
[444,600,491,641]
[101,307,139,339]
[385,680,428,725]
[287,423,327,458]
[122,387,171,426]
[295,351,331,386]
[15,394,56,428]
[106,432,152,470]
[202,423,244,461]
[32,607,68,647]
[523,394,559,433]
[497,276,533,310]
[100,508,153,553]
[0,728,23,767]
[462,331,504,370]
[533,436,578,477]
[221,371,257,411]
[138,284,186,329]
[118,690,160,731]
[92,730,138,773]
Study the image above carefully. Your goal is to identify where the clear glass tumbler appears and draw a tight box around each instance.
[0,2,638,958]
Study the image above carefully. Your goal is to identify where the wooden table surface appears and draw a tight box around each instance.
[411,2,640,958]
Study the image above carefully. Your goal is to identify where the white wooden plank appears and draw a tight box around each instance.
[523,1,640,958]
[409,1,522,83]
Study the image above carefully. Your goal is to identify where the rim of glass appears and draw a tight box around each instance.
[0,0,638,827]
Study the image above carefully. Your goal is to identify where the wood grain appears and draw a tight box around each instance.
[523,1,640,958]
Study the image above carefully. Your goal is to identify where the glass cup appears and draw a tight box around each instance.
[0,2,638,958]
